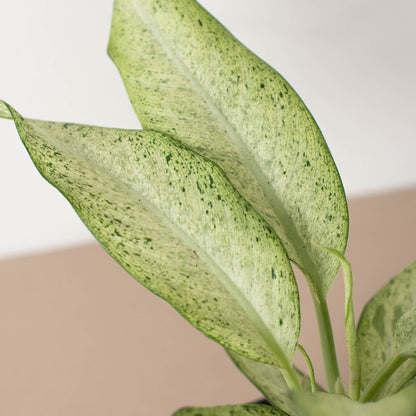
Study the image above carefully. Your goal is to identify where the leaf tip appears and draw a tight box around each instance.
[0,100,13,120]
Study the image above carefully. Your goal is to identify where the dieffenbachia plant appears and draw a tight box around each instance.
[1,0,415,414]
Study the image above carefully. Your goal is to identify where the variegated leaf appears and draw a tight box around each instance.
[173,404,287,416]
[108,0,349,297]
[357,259,416,398]
[1,101,300,369]
[394,306,416,358]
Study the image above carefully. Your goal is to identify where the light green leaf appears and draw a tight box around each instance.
[292,383,416,416]
[292,392,357,416]
[1,101,300,369]
[107,0,349,297]
[394,306,416,358]
[173,404,287,416]
[357,260,416,399]
[228,350,318,416]
[372,360,416,400]
[0,100,12,119]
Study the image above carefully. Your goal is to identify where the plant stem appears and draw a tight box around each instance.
[360,355,407,402]
[313,294,342,393]
[339,255,360,400]
[320,247,360,400]
[276,351,302,392]
[298,344,317,392]
[281,366,303,393]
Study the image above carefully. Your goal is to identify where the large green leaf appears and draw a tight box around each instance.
[107,0,349,297]
[291,382,416,416]
[173,404,287,416]
[357,260,416,399]
[228,350,316,416]
[1,101,300,369]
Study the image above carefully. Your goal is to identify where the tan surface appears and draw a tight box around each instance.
[1,187,415,415]
[296,187,416,385]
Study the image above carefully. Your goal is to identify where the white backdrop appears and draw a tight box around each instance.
[1,0,415,258]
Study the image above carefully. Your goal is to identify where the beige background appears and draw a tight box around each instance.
[1,188,415,415]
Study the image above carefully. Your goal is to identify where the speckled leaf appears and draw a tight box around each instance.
[394,306,416,358]
[357,260,416,398]
[292,382,416,416]
[173,404,287,416]
[0,100,12,119]
[1,101,300,368]
[228,350,317,416]
[108,0,349,297]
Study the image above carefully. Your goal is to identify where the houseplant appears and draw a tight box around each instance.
[1,0,415,414]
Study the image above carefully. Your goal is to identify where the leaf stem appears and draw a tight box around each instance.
[282,370,302,393]
[360,355,407,402]
[313,294,342,393]
[297,344,317,392]
[339,255,361,400]
[278,354,303,392]
[318,247,361,400]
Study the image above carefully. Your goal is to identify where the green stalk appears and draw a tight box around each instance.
[298,344,317,392]
[360,355,407,402]
[279,354,302,392]
[281,369,302,393]
[339,255,360,400]
[313,294,342,393]
[319,247,360,400]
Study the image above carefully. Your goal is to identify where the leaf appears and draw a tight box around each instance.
[173,404,287,416]
[394,306,416,358]
[357,260,416,398]
[373,360,416,400]
[291,382,416,416]
[291,392,357,416]
[228,350,317,416]
[0,100,12,119]
[107,0,349,297]
[313,245,360,399]
[1,101,300,369]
